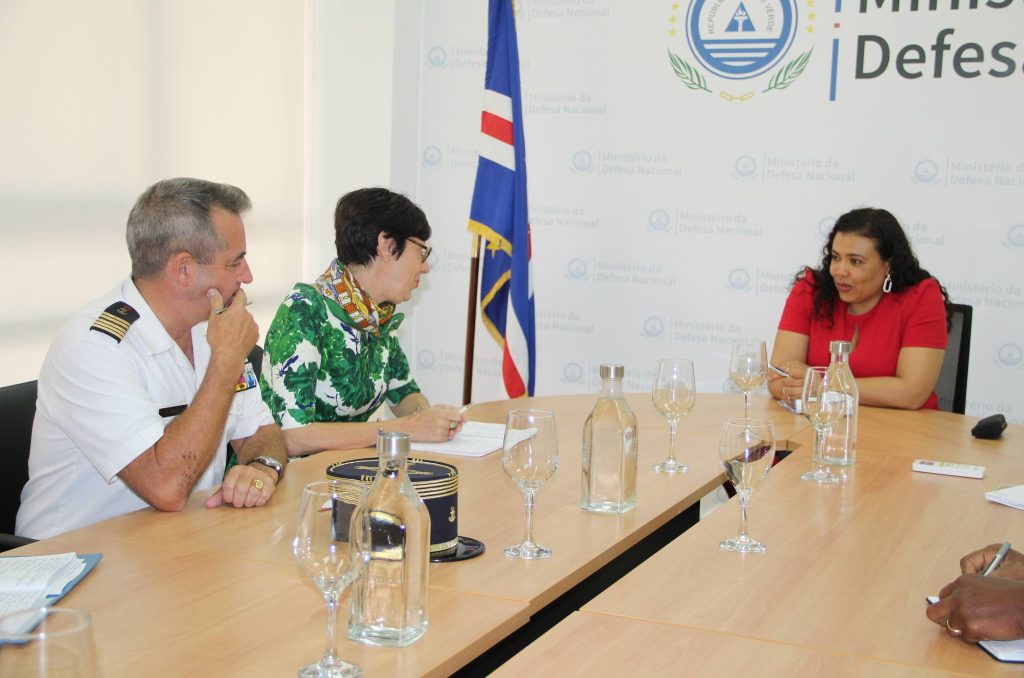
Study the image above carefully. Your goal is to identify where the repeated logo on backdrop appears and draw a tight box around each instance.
[1007,225,1024,249]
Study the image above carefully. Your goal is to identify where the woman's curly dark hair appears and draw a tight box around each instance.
[797,207,951,329]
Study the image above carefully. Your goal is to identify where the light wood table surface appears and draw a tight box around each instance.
[533,407,1022,676]
[494,611,965,676]
[7,392,801,676]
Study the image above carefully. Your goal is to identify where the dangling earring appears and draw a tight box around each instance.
[882,272,893,294]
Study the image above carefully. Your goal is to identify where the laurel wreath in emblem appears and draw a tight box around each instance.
[762,48,813,93]
[667,47,813,98]
[667,49,711,93]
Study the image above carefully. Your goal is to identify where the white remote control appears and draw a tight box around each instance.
[912,459,986,479]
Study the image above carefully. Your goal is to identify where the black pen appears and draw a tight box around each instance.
[215,300,254,316]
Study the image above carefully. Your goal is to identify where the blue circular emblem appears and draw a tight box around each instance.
[914,159,939,183]
[572,150,593,173]
[423,146,442,167]
[417,350,437,370]
[643,317,665,338]
[567,258,588,279]
[734,155,757,178]
[686,0,798,79]
[427,46,447,68]
[648,209,671,233]
[998,343,1022,367]
[563,362,584,383]
[1007,224,1024,248]
[728,268,751,290]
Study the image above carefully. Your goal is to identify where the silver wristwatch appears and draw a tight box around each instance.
[249,455,284,482]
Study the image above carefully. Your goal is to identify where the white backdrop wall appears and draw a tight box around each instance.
[401,0,1024,421]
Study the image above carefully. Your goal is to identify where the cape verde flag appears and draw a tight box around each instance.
[468,0,535,398]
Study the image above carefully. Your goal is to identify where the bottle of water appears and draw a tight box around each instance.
[349,431,430,647]
[581,364,638,513]
[824,340,858,466]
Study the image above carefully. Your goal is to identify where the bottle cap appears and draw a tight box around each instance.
[829,340,853,357]
[600,364,625,379]
[377,430,411,454]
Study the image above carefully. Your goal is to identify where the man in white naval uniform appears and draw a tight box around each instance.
[17,178,288,540]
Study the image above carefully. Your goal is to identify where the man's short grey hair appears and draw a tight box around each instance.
[126,177,251,279]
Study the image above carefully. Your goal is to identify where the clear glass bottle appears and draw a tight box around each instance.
[581,364,638,513]
[348,432,430,647]
[824,340,858,466]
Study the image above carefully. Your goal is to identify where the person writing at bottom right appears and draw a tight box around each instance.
[767,207,951,410]
[927,543,1024,641]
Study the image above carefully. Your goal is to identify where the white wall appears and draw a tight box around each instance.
[0,0,307,385]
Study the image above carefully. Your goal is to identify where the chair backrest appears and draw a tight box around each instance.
[248,344,264,376]
[935,304,972,414]
[0,380,38,535]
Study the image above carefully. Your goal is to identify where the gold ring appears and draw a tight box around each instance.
[251,478,264,491]
[945,618,962,636]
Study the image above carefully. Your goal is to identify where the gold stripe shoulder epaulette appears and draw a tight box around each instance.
[90,302,140,343]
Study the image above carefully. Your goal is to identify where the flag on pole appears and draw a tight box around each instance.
[468,0,535,398]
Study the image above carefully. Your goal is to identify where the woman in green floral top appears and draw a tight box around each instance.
[260,188,464,455]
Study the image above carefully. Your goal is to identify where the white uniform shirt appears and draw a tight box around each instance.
[16,278,273,540]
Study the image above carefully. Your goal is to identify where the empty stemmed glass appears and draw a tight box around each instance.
[294,480,372,678]
[0,607,97,677]
[502,409,559,559]
[730,339,768,418]
[652,358,696,474]
[800,367,846,484]
[719,418,776,553]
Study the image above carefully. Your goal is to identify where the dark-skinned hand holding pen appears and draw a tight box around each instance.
[927,542,1024,642]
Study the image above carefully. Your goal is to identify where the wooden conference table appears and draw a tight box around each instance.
[8,393,805,676]
[497,407,1024,676]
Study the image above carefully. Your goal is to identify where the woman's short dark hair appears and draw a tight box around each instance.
[797,207,951,328]
[334,188,431,266]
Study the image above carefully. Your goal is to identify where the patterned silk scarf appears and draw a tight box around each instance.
[313,260,395,336]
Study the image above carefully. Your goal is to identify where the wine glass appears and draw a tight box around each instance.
[800,367,846,484]
[651,358,696,474]
[719,418,776,553]
[730,339,767,418]
[0,607,96,677]
[502,409,559,559]
[293,480,372,678]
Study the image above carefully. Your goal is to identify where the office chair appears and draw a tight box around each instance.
[936,303,972,415]
[248,344,264,377]
[225,344,266,471]
[0,380,40,551]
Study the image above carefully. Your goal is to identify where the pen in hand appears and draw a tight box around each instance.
[982,542,1012,576]
[215,300,254,316]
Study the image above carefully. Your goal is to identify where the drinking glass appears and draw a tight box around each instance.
[294,480,372,678]
[719,418,776,553]
[800,367,846,484]
[0,607,96,677]
[730,339,768,418]
[502,409,559,559]
[651,358,696,474]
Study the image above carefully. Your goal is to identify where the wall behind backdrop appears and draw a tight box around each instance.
[399,0,1024,422]
[0,1,397,387]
